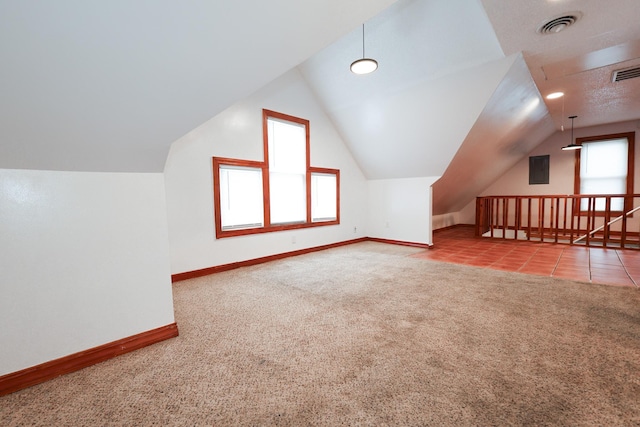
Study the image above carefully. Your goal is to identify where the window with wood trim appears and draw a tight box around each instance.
[574,132,635,213]
[212,109,340,238]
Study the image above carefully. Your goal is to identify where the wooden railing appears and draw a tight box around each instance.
[475,194,640,249]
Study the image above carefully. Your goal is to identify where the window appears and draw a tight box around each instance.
[267,116,307,224]
[212,109,339,238]
[311,172,338,222]
[219,164,264,230]
[574,132,635,213]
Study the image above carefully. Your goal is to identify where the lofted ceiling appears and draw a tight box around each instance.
[298,0,507,179]
[1,0,638,216]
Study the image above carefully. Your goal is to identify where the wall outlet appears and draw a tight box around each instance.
[353,226,357,233]
[291,236,296,244]
[385,221,390,228]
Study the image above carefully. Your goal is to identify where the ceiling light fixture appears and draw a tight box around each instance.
[561,115,581,150]
[350,24,378,75]
[546,92,564,99]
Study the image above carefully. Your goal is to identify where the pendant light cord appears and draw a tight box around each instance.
[570,115,577,144]
[362,24,365,58]
[561,95,565,131]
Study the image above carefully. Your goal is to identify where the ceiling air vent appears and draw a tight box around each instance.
[612,66,640,82]
[537,13,581,34]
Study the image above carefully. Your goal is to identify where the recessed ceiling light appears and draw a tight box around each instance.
[546,92,564,99]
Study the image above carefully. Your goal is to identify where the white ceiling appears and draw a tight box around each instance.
[298,0,506,179]
[0,0,395,172]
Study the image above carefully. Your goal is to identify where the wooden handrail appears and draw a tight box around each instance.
[573,205,640,243]
[475,194,640,250]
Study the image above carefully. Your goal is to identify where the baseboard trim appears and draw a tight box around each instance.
[434,223,475,232]
[366,237,432,249]
[172,237,432,283]
[0,323,179,397]
[172,238,368,282]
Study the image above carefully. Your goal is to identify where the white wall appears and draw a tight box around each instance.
[368,177,439,246]
[0,169,175,375]
[164,69,370,274]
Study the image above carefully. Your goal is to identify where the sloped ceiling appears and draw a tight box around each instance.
[432,55,555,215]
[0,0,395,172]
[298,0,507,179]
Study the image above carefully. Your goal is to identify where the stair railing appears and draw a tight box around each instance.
[475,194,640,249]
[573,205,640,244]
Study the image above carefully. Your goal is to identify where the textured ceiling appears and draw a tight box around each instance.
[481,0,640,130]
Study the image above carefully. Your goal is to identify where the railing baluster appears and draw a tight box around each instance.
[621,196,628,248]
[587,197,596,246]
[569,196,575,245]
[604,197,611,248]
[551,197,560,243]
[539,198,545,242]
[490,198,496,238]
[503,197,508,240]
[562,196,568,242]
[515,197,521,239]
[527,198,532,241]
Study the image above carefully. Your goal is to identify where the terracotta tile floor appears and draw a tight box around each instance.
[413,226,640,288]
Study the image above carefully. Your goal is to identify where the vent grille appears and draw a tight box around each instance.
[612,66,640,82]
[537,14,580,34]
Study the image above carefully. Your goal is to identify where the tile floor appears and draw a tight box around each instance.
[413,226,640,288]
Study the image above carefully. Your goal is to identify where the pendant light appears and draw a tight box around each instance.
[350,24,378,75]
[561,115,581,150]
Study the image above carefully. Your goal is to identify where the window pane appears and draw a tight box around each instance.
[267,116,307,225]
[270,172,306,224]
[580,195,624,211]
[312,173,337,222]
[268,118,306,173]
[580,138,627,179]
[219,166,264,230]
[579,137,628,211]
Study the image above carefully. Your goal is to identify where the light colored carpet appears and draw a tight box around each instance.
[2,242,639,426]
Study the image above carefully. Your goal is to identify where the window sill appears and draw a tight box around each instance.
[216,219,340,239]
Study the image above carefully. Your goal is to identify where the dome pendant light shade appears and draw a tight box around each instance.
[561,115,581,150]
[350,58,378,74]
[351,24,378,75]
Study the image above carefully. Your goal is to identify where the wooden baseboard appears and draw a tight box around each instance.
[172,236,432,283]
[366,237,432,249]
[433,224,475,232]
[0,323,179,397]
[172,238,368,282]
